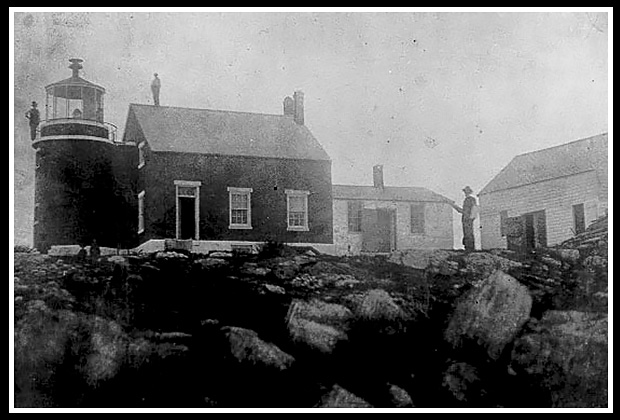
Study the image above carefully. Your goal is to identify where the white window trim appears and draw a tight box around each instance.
[174,180,201,240]
[228,187,253,229]
[286,189,310,232]
[138,142,146,169]
[138,190,145,234]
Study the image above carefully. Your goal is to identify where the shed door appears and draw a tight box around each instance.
[362,208,395,253]
[505,216,525,253]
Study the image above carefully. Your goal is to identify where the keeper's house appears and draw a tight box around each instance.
[122,92,334,253]
[478,133,608,252]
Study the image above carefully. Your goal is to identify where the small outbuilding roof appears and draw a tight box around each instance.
[332,184,454,204]
[480,133,608,195]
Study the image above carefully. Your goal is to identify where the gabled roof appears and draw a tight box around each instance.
[122,104,330,161]
[333,184,454,204]
[480,133,608,195]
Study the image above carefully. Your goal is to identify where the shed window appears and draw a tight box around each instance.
[286,190,309,231]
[410,203,425,234]
[347,201,363,233]
[228,187,252,229]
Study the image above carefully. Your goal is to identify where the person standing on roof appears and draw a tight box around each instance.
[449,186,478,251]
[25,101,40,140]
[151,73,161,106]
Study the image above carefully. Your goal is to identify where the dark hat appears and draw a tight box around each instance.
[31,101,38,106]
[462,186,474,194]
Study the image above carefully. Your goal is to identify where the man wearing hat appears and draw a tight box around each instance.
[25,101,40,141]
[450,186,478,251]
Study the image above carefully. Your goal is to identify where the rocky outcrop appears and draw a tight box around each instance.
[442,362,485,405]
[13,239,608,408]
[511,310,608,407]
[315,384,373,408]
[289,299,353,327]
[222,326,295,371]
[288,318,348,354]
[388,383,414,408]
[346,289,406,322]
[444,270,532,359]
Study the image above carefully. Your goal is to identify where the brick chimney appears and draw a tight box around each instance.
[283,96,295,117]
[293,90,304,125]
[373,164,384,189]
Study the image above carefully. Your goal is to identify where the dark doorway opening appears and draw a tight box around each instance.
[507,210,546,253]
[573,203,586,235]
[362,207,396,253]
[179,197,195,240]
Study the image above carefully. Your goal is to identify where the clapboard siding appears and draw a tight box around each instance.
[479,170,604,249]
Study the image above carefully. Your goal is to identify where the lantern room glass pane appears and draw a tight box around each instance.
[68,98,83,119]
[54,93,68,119]
[96,90,104,122]
[67,85,82,100]
[82,87,97,120]
[46,92,54,120]
[53,85,68,98]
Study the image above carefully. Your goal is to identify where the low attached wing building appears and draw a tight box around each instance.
[479,133,608,252]
[332,165,455,255]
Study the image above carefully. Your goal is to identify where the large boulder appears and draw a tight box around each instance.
[444,270,532,360]
[347,289,407,322]
[388,383,414,408]
[222,326,295,371]
[14,306,130,407]
[286,299,352,354]
[511,310,608,407]
[288,299,353,327]
[82,317,128,387]
[315,384,373,408]
[288,319,348,354]
[442,362,486,406]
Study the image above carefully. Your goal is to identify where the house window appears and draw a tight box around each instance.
[500,210,508,237]
[410,203,425,234]
[228,187,253,229]
[573,203,586,235]
[138,142,146,169]
[175,180,201,240]
[137,191,145,234]
[286,189,309,231]
[347,201,363,233]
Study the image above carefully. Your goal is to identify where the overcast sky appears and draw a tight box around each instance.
[12,10,609,247]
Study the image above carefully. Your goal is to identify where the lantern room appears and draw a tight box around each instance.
[35,58,116,144]
[45,58,105,121]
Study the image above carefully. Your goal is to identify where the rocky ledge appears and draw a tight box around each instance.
[13,229,607,408]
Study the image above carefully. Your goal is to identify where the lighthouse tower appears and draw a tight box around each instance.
[32,58,135,252]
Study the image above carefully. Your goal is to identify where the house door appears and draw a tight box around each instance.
[179,196,196,240]
[362,208,395,253]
